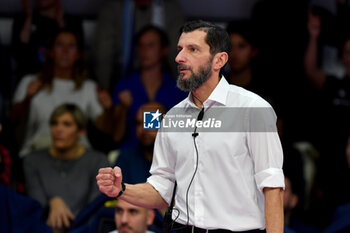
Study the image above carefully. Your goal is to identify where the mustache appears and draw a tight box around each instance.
[177,64,192,70]
[119,223,132,231]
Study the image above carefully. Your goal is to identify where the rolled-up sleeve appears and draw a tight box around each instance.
[147,175,175,205]
[248,130,285,193]
[254,167,285,193]
[246,100,285,193]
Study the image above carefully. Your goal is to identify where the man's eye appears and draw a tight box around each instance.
[191,48,198,52]
[115,209,123,215]
[130,209,138,215]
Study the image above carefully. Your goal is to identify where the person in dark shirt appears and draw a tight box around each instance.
[305,9,350,228]
[305,9,350,168]
[225,20,276,105]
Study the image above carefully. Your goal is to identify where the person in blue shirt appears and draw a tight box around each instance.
[115,102,166,184]
[111,25,187,148]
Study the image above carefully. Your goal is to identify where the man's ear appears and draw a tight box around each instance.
[212,52,228,72]
[146,209,156,226]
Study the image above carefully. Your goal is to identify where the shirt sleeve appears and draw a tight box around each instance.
[147,129,176,205]
[246,99,285,193]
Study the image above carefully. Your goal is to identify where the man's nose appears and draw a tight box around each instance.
[175,50,186,64]
[121,212,129,223]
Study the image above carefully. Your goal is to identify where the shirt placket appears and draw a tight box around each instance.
[192,135,204,226]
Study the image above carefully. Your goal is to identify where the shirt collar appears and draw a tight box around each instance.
[184,76,229,109]
[206,76,229,106]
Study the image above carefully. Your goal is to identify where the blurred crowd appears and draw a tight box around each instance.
[1,0,350,233]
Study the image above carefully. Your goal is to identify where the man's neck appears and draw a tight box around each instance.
[191,73,220,108]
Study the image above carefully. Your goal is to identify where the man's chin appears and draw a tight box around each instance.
[178,73,186,80]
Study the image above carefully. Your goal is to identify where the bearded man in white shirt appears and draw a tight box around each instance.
[97,20,285,233]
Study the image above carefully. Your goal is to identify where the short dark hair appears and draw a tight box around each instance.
[180,20,231,57]
[135,25,170,48]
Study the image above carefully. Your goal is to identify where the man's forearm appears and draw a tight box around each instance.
[120,182,168,210]
[264,187,284,233]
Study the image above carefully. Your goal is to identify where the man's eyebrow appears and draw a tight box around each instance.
[177,43,200,49]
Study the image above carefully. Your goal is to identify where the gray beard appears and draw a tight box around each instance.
[176,61,212,92]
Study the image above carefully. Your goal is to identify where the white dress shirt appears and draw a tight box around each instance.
[147,77,284,231]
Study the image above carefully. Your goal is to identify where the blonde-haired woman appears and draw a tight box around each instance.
[23,103,109,233]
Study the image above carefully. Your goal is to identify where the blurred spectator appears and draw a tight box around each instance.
[314,133,350,226]
[11,0,83,80]
[110,25,186,148]
[306,2,350,79]
[115,102,166,184]
[23,104,109,233]
[94,0,185,88]
[305,7,350,179]
[109,199,156,233]
[11,28,112,156]
[305,7,350,91]
[225,20,275,103]
[251,0,310,144]
[283,153,320,233]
